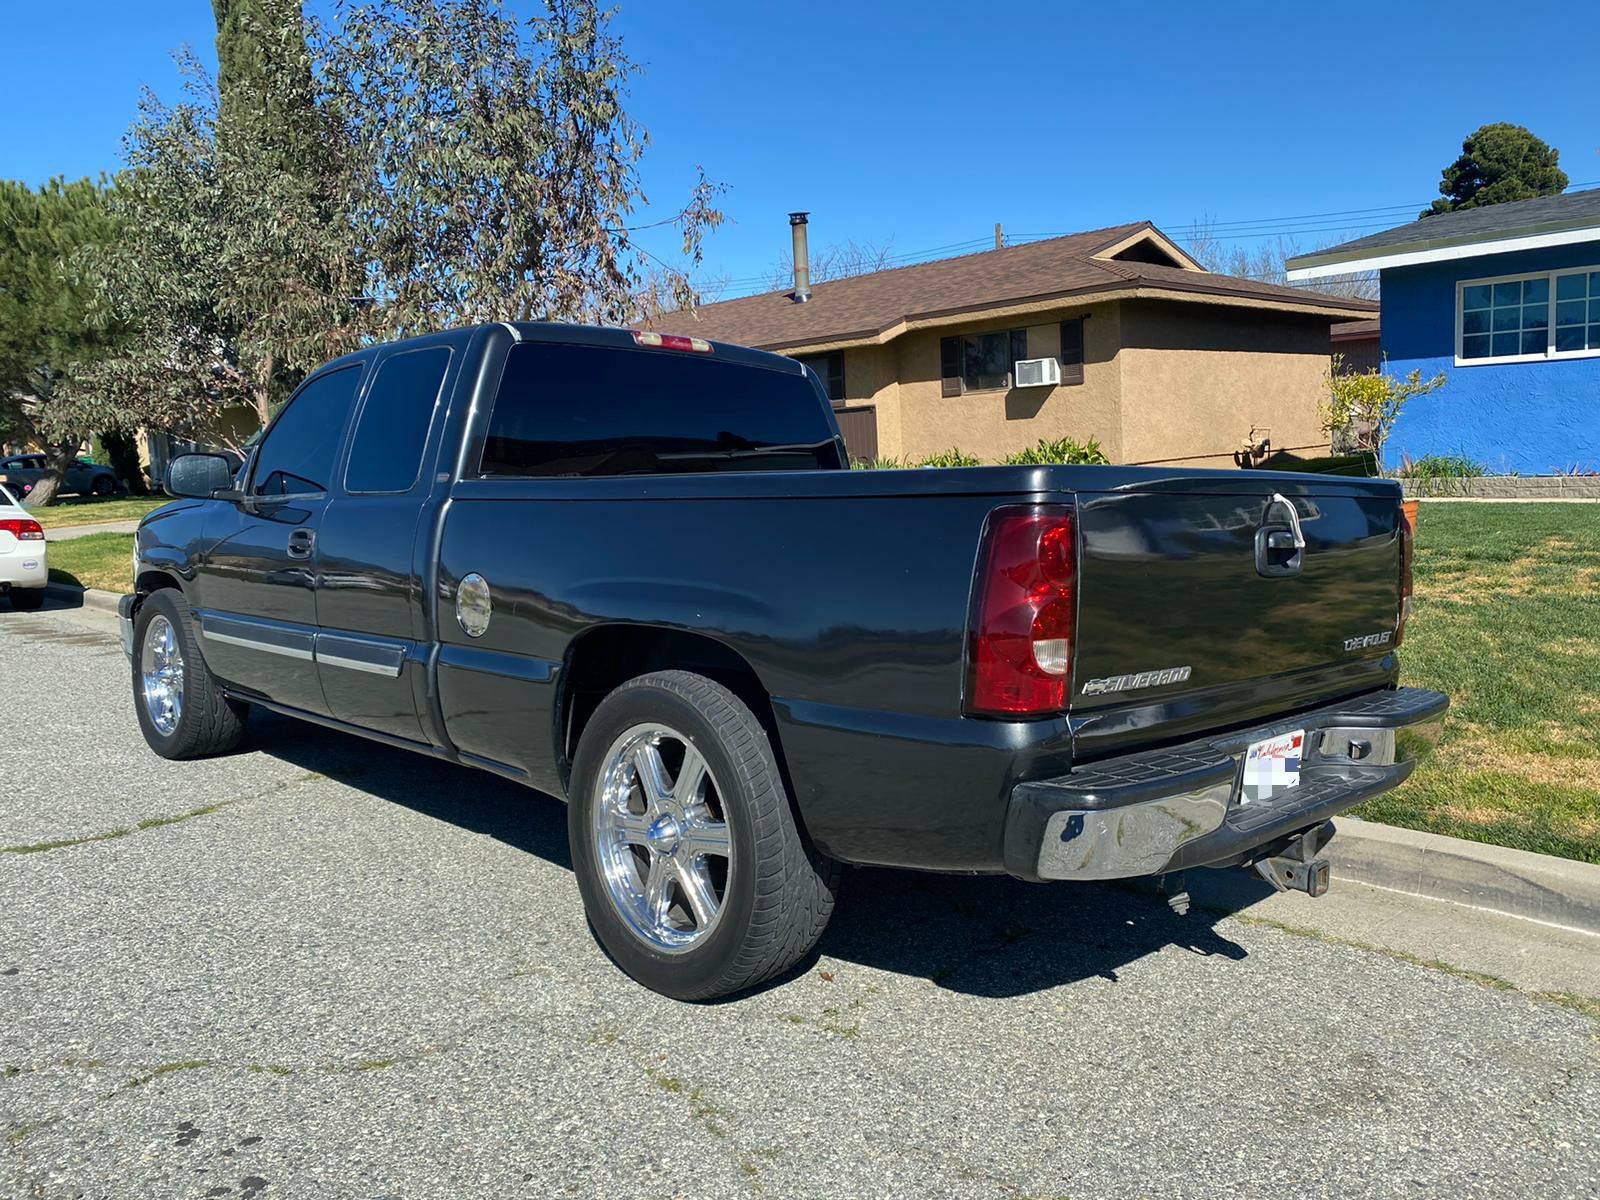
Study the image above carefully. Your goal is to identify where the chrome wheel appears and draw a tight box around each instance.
[140,614,184,737]
[592,723,733,953]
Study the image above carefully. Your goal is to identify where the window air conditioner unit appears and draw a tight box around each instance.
[1013,357,1061,388]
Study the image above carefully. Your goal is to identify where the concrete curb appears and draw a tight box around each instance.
[1329,816,1600,936]
[43,582,122,616]
[1402,475,1600,501]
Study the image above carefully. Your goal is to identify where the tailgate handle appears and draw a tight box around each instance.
[1256,493,1305,578]
[1268,492,1306,549]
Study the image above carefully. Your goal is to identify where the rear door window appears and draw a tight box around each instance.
[251,365,364,497]
[344,347,451,494]
[479,341,841,477]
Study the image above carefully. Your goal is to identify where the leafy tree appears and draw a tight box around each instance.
[0,177,120,506]
[212,0,366,422]
[316,0,723,332]
[1424,123,1568,217]
[1322,357,1446,468]
[81,0,721,457]
[77,4,360,452]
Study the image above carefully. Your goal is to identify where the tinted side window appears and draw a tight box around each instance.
[480,342,841,477]
[251,365,363,496]
[345,347,450,493]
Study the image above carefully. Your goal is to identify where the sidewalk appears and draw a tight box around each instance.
[45,518,142,541]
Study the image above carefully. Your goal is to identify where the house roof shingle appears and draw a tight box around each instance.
[1286,188,1600,278]
[662,222,1376,352]
[1331,318,1380,341]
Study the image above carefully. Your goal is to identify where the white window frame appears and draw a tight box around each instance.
[1455,265,1600,366]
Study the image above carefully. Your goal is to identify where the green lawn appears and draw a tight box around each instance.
[1353,502,1600,862]
[25,495,166,529]
[48,532,134,594]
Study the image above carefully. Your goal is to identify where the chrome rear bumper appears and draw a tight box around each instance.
[1004,687,1448,882]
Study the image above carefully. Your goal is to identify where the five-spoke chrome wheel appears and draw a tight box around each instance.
[140,613,184,737]
[592,723,733,953]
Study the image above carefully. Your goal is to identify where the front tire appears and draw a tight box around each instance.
[92,476,116,496]
[569,670,838,1001]
[132,589,248,759]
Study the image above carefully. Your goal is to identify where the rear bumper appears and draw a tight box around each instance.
[0,554,47,589]
[1004,687,1449,882]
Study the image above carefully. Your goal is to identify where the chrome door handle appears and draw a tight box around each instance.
[287,529,316,559]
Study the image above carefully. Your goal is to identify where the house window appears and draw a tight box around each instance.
[1554,271,1600,354]
[940,329,1028,396]
[1458,268,1600,363]
[1059,318,1085,385]
[795,351,845,401]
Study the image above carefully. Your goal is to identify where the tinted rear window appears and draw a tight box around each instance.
[479,342,842,477]
[345,346,450,493]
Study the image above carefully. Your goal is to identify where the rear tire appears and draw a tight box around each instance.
[9,587,44,611]
[132,589,248,759]
[569,670,838,1001]
[92,476,115,496]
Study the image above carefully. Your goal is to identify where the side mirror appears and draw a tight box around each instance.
[165,453,236,499]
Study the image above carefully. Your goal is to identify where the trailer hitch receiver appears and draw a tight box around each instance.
[1250,822,1334,897]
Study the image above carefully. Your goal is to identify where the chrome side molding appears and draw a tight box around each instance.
[196,610,405,678]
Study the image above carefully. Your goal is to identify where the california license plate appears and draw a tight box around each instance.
[1241,730,1305,804]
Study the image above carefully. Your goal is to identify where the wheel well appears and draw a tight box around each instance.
[558,625,780,790]
[135,570,183,598]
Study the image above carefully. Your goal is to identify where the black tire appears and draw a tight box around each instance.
[92,475,115,496]
[9,587,44,611]
[132,589,249,759]
[568,670,838,1001]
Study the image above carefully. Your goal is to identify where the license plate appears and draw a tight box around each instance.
[1241,729,1305,804]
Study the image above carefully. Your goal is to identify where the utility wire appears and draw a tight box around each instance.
[698,180,1600,300]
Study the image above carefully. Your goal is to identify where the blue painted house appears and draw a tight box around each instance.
[1288,189,1600,474]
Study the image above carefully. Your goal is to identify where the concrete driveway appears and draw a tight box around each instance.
[3,603,1596,1200]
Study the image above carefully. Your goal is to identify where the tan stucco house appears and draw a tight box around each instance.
[666,219,1377,466]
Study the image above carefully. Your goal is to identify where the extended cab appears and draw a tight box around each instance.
[122,322,1447,999]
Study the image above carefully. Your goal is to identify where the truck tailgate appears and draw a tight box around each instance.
[1071,480,1403,734]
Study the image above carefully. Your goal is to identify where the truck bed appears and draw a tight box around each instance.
[433,463,1406,871]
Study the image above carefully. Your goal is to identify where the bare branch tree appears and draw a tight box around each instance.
[1180,217,1378,301]
[765,238,896,292]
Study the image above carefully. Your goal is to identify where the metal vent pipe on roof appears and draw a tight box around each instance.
[789,212,811,303]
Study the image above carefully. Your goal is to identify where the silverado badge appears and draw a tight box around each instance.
[1080,666,1192,697]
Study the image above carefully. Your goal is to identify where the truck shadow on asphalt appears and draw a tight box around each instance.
[252,712,1256,1001]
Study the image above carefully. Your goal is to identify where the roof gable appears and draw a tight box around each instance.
[1092,226,1204,271]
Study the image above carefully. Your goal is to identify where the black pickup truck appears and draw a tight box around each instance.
[122,322,1447,999]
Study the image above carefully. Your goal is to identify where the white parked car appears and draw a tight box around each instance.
[0,483,47,610]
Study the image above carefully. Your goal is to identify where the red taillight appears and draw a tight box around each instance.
[631,330,713,353]
[966,507,1077,716]
[0,518,43,541]
[1395,501,1416,646]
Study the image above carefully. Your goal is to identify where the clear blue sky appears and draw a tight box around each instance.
[4,0,1596,297]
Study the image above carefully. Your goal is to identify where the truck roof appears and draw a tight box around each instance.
[313,321,804,379]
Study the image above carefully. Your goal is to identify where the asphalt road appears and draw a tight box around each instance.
[3,603,1597,1200]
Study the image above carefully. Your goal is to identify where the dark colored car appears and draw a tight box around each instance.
[120,323,1447,1000]
[0,454,122,499]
